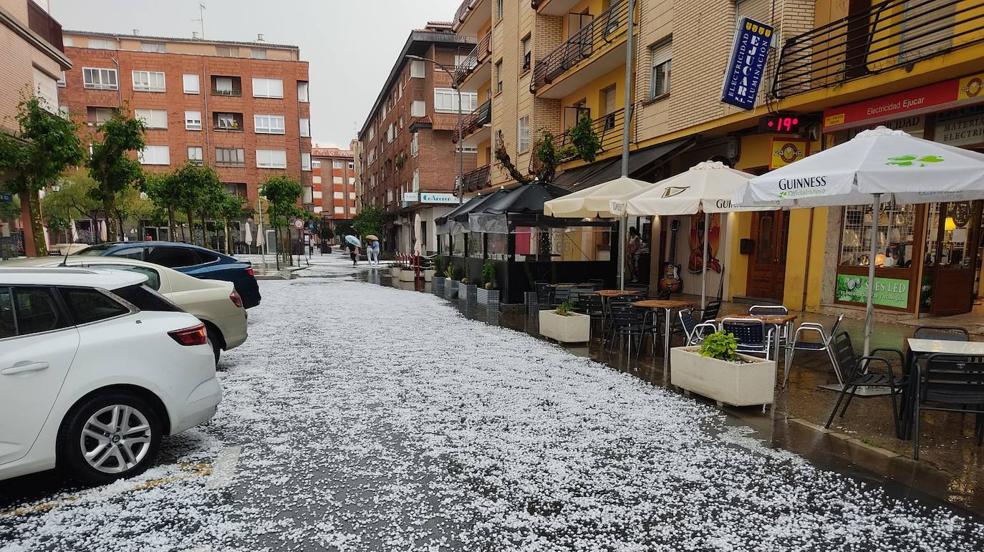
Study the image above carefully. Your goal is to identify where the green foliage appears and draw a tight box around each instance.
[482,260,496,289]
[352,204,383,241]
[494,129,532,185]
[260,175,302,229]
[0,95,84,255]
[531,130,575,184]
[42,171,100,222]
[443,263,456,279]
[433,254,446,275]
[569,114,601,163]
[88,107,146,241]
[555,299,574,316]
[699,331,740,362]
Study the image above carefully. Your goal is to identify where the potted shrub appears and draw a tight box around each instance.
[443,264,458,300]
[538,300,590,343]
[458,276,474,301]
[669,331,775,408]
[476,261,500,305]
[432,256,445,293]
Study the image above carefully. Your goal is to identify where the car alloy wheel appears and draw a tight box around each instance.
[79,404,153,474]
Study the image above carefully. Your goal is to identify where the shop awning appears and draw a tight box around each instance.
[468,182,570,233]
[435,195,483,234]
[444,189,510,234]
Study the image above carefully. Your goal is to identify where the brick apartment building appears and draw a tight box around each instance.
[357,22,477,254]
[58,29,312,246]
[0,0,70,256]
[311,147,356,229]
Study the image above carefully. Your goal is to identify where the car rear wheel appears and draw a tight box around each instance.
[206,328,221,365]
[59,392,162,484]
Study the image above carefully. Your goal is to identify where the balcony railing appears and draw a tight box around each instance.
[455,31,492,83]
[461,164,491,193]
[531,0,628,92]
[27,0,64,52]
[560,108,626,160]
[772,0,984,98]
[457,99,492,140]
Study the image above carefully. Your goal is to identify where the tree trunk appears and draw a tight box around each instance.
[103,197,118,242]
[185,208,196,245]
[223,219,231,254]
[274,227,281,270]
[167,207,176,241]
[117,212,125,242]
[17,191,44,256]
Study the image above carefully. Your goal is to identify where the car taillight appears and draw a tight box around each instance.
[246,267,255,277]
[169,323,208,346]
[229,290,244,309]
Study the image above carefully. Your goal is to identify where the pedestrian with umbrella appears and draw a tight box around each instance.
[365,234,380,267]
[345,235,361,267]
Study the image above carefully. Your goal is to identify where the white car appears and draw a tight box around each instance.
[3,256,247,363]
[0,268,222,483]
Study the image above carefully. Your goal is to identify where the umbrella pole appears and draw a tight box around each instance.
[701,211,709,310]
[863,193,880,356]
[619,215,627,290]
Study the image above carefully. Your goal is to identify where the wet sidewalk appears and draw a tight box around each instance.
[350,261,984,519]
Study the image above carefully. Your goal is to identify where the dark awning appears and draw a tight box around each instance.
[468,182,571,233]
[451,189,510,223]
[553,137,696,192]
[435,195,484,227]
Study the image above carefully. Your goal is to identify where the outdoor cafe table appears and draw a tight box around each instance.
[632,299,693,384]
[899,338,984,439]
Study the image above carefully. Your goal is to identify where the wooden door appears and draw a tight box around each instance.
[929,201,980,315]
[745,210,789,301]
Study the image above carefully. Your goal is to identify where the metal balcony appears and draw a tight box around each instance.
[455,31,492,84]
[460,164,491,193]
[457,99,492,141]
[772,0,984,99]
[560,108,626,160]
[531,0,629,95]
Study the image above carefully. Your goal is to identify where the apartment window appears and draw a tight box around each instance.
[333,160,344,169]
[494,60,503,94]
[212,76,242,96]
[496,0,504,20]
[518,116,530,153]
[140,41,166,53]
[63,36,74,47]
[457,145,479,154]
[410,60,426,78]
[224,183,247,197]
[82,67,118,90]
[87,38,115,50]
[33,68,58,113]
[216,147,245,166]
[333,191,345,199]
[139,145,170,165]
[216,46,238,57]
[185,111,202,131]
[86,107,115,126]
[410,100,426,118]
[301,152,312,171]
[183,74,200,94]
[347,161,354,170]
[252,77,284,98]
[434,89,478,113]
[299,118,311,137]
[412,168,420,191]
[333,176,343,184]
[349,192,357,199]
[387,124,395,143]
[649,40,672,100]
[56,70,66,87]
[521,35,532,72]
[250,48,267,59]
[334,206,346,215]
[135,109,168,129]
[410,133,419,157]
[254,114,286,134]
[132,70,165,92]
[187,146,203,164]
[297,81,310,102]
[214,112,243,131]
[256,149,287,169]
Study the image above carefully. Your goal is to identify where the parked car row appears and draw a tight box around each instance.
[0,241,259,484]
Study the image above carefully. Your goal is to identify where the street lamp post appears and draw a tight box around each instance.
[406,54,464,205]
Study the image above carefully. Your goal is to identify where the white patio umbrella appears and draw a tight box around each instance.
[544,176,655,289]
[244,221,253,247]
[737,126,984,354]
[612,161,776,309]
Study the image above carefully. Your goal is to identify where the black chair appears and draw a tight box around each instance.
[721,318,773,359]
[552,286,573,308]
[749,304,790,343]
[607,303,649,363]
[696,299,722,324]
[824,332,906,436]
[534,281,551,308]
[912,354,984,460]
[678,309,717,346]
[587,279,605,290]
[912,326,970,342]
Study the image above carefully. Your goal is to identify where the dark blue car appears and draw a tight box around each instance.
[76,241,261,308]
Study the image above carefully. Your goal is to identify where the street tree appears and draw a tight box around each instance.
[143,171,181,239]
[218,192,246,253]
[352,204,383,242]
[172,163,221,245]
[260,175,302,266]
[41,170,100,243]
[0,95,84,256]
[88,108,145,242]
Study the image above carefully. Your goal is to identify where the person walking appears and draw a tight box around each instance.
[367,237,380,267]
[627,226,642,283]
[347,241,358,267]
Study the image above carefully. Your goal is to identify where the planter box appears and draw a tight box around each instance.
[424,268,436,283]
[457,282,471,300]
[389,266,402,278]
[433,276,445,295]
[669,347,775,407]
[476,286,500,305]
[444,279,459,300]
[538,310,590,343]
[398,268,416,282]
[461,283,477,303]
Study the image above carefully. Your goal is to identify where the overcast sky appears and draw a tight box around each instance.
[49,0,462,148]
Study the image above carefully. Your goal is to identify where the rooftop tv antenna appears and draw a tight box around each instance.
[192,2,206,39]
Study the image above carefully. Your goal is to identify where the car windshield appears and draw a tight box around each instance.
[74,244,114,256]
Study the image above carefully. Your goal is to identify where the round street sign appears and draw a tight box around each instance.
[294,219,303,229]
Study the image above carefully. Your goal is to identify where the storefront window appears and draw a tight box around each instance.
[839,203,916,268]
[925,202,974,267]
[451,233,465,256]
[468,232,483,259]
[513,226,613,262]
[487,234,508,261]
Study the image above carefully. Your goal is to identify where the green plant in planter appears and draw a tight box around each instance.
[433,254,446,275]
[461,277,470,285]
[555,299,574,316]
[699,331,740,362]
[481,261,496,289]
[443,264,456,279]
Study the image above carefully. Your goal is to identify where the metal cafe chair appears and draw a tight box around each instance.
[783,314,845,389]
[912,326,970,342]
[824,332,906,436]
[696,299,722,324]
[606,302,650,364]
[749,304,790,344]
[912,354,984,460]
[720,317,774,360]
[678,308,718,347]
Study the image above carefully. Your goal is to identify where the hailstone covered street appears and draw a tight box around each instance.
[1,256,983,551]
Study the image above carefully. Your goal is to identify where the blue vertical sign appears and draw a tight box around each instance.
[721,17,774,110]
